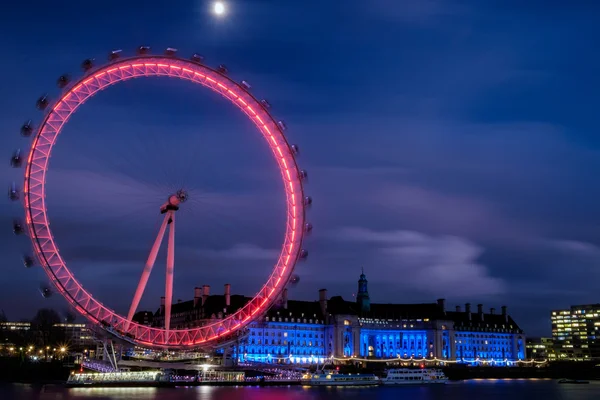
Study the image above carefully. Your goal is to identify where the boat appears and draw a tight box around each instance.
[65,370,167,387]
[381,368,448,385]
[301,370,379,386]
[558,379,589,384]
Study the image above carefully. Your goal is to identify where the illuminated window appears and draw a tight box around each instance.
[344,320,350,326]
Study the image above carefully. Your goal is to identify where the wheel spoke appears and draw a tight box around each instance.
[126,212,170,324]
[164,211,176,331]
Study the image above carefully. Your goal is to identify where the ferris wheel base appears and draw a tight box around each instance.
[95,321,249,352]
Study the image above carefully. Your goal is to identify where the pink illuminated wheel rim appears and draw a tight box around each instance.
[22,54,308,348]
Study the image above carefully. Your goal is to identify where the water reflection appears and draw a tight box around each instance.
[2,380,600,400]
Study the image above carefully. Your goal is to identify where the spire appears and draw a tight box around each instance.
[356,268,370,313]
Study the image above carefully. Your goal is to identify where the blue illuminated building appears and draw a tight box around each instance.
[144,274,525,366]
[233,271,525,366]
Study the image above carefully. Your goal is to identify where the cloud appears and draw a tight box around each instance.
[551,240,600,257]
[198,243,279,261]
[334,227,505,298]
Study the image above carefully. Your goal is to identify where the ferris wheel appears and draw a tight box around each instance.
[9,46,312,349]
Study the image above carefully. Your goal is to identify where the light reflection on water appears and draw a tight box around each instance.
[2,380,600,400]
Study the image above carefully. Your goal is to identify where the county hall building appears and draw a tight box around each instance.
[145,272,525,366]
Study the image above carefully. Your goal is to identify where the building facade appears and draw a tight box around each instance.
[232,272,525,365]
[526,337,553,360]
[551,304,600,360]
[139,273,526,366]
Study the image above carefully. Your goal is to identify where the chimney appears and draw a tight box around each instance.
[160,296,165,315]
[437,298,446,314]
[194,287,202,307]
[224,283,231,307]
[456,305,461,313]
[202,285,210,306]
[282,288,288,309]
[477,304,484,321]
[319,289,328,315]
[490,308,496,315]
[465,303,471,320]
[501,305,508,322]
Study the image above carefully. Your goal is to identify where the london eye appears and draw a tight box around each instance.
[9,46,311,349]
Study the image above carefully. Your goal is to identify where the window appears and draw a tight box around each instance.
[344,320,351,326]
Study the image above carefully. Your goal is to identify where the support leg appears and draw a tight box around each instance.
[127,212,171,324]
[165,211,176,332]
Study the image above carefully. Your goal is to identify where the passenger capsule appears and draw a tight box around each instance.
[304,223,313,233]
[13,219,24,235]
[165,47,177,56]
[299,170,308,180]
[260,99,271,109]
[20,121,33,137]
[290,275,300,286]
[57,74,70,88]
[240,80,251,90]
[291,144,300,154]
[81,58,94,71]
[304,196,312,207]
[8,183,19,201]
[23,255,34,268]
[39,286,52,298]
[299,249,308,259]
[108,49,122,61]
[217,64,228,74]
[191,53,204,64]
[10,149,22,168]
[137,45,151,55]
[277,120,287,131]
[36,95,49,110]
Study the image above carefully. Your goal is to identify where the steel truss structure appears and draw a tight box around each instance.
[22,53,308,349]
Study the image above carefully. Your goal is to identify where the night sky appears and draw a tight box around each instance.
[1,0,600,337]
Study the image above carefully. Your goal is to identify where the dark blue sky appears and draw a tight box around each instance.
[1,0,600,336]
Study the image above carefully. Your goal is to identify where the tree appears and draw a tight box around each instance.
[31,309,64,356]
[63,310,76,324]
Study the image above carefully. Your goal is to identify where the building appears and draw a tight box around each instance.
[0,320,95,351]
[526,337,553,360]
[551,304,600,360]
[235,288,330,365]
[132,311,154,327]
[0,321,31,333]
[54,323,96,350]
[145,272,525,366]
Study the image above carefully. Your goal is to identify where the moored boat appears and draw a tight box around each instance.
[301,370,379,386]
[558,378,589,384]
[381,368,448,385]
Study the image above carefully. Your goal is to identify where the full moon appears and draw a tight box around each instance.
[213,1,225,16]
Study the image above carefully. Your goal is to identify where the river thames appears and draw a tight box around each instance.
[1,380,600,400]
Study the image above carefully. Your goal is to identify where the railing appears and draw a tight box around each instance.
[82,359,117,373]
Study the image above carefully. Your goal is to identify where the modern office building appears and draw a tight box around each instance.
[0,321,31,332]
[526,337,553,360]
[148,271,525,365]
[551,304,600,360]
[0,320,95,351]
[54,323,96,350]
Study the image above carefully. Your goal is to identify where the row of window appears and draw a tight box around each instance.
[250,331,325,338]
